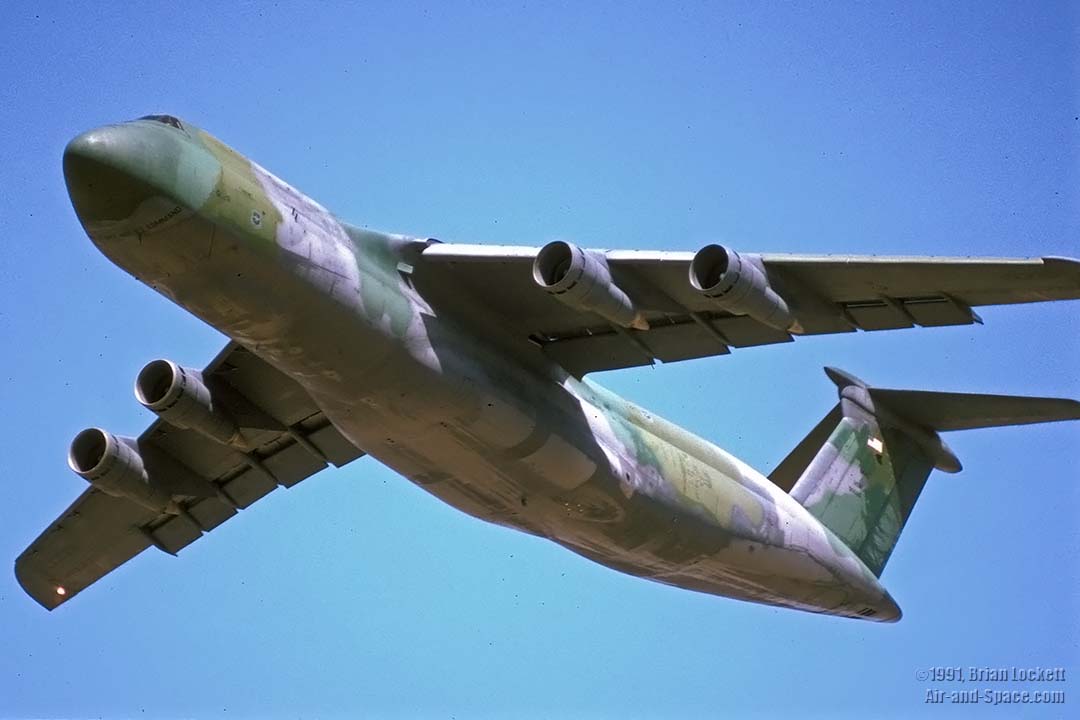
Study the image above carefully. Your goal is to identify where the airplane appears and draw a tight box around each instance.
[16,114,1080,622]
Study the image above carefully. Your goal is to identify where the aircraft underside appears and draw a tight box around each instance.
[72,175,902,619]
[18,114,1077,621]
[308,362,900,621]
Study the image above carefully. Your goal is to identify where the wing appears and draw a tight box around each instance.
[411,243,1080,376]
[16,342,363,610]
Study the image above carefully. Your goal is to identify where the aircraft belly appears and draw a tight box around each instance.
[294,331,895,619]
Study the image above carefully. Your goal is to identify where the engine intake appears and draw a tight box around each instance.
[689,244,794,331]
[68,428,172,511]
[135,359,240,446]
[532,241,648,330]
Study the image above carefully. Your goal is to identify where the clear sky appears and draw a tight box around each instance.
[1,2,1077,718]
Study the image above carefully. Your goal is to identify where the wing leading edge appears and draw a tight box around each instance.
[413,243,1080,376]
[16,343,364,610]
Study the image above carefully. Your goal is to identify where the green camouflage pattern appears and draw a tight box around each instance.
[58,115,922,621]
[791,411,933,576]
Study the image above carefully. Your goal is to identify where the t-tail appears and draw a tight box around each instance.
[771,368,1080,577]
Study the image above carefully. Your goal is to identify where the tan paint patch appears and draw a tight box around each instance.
[522,435,596,491]
[469,396,536,449]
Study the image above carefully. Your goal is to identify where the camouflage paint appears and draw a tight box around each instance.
[195,130,283,250]
[791,405,933,577]
[63,116,902,621]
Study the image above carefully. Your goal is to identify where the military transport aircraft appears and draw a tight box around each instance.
[17,115,1080,621]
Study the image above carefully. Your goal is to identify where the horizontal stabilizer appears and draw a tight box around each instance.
[863,389,1080,432]
[824,366,1080,432]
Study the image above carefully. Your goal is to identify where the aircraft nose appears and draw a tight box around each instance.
[63,120,219,232]
[63,124,159,224]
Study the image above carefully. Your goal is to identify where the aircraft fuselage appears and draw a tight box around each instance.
[63,116,900,621]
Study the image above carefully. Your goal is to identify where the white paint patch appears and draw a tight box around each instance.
[562,377,628,485]
[251,161,361,304]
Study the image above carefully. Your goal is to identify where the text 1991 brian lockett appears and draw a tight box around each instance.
[927,666,1066,683]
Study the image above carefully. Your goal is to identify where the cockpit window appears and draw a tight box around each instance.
[138,114,184,130]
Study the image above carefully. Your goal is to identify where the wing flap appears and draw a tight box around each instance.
[185,495,237,532]
[150,512,203,555]
[540,315,795,375]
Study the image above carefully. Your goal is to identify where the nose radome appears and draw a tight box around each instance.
[64,124,159,224]
[63,120,220,231]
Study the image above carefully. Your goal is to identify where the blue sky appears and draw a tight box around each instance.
[1,2,1077,718]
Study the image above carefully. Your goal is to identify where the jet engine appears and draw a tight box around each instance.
[68,428,172,511]
[135,359,241,446]
[532,241,648,330]
[688,244,795,331]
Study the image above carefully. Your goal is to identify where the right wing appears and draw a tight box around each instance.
[412,243,1080,376]
[16,342,363,610]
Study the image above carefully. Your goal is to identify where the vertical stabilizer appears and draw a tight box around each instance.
[787,368,1079,576]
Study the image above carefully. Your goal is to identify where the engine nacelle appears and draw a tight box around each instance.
[688,244,795,331]
[532,241,648,330]
[135,359,240,446]
[68,428,173,511]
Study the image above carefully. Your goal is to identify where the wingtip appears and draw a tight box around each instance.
[14,554,66,611]
[1040,256,1080,276]
[1060,397,1080,421]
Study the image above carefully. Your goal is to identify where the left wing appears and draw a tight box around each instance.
[16,342,363,609]
[411,242,1080,376]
